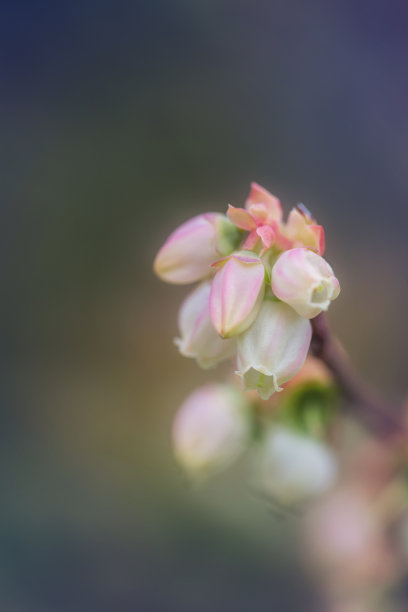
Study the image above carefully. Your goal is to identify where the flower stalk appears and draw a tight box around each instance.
[310,313,406,442]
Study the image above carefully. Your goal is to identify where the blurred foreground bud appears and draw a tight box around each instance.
[236,301,312,399]
[304,486,400,598]
[154,213,240,284]
[175,281,235,368]
[210,251,265,338]
[172,384,250,479]
[271,247,340,318]
[252,426,337,505]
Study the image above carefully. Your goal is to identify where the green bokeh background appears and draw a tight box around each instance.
[2,1,408,609]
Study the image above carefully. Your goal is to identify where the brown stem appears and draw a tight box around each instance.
[310,313,406,442]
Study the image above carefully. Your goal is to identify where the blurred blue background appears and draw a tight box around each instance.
[1,0,408,609]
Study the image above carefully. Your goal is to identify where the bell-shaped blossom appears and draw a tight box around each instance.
[154,213,240,284]
[227,183,282,251]
[172,384,250,479]
[282,207,325,255]
[174,281,236,368]
[252,426,337,505]
[210,251,265,338]
[271,247,340,319]
[236,300,312,399]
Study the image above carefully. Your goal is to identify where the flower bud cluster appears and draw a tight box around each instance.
[154,183,340,398]
[154,183,340,502]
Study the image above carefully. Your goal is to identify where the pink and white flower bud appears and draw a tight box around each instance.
[210,252,265,338]
[236,300,312,399]
[172,384,250,479]
[271,247,340,319]
[154,213,240,284]
[175,281,236,368]
[252,426,337,505]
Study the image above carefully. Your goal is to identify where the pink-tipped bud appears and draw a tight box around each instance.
[210,251,265,338]
[172,384,250,479]
[236,300,312,400]
[271,248,340,319]
[154,213,240,284]
[175,281,236,368]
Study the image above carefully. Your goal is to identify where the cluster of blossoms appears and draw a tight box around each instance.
[154,183,339,398]
[154,183,340,501]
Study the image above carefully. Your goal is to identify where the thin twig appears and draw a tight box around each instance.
[310,313,406,442]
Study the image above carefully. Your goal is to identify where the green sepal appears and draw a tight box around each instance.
[276,381,339,439]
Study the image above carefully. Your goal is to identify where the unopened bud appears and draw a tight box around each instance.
[271,248,340,319]
[175,281,235,368]
[154,213,240,284]
[210,251,265,338]
[172,384,250,479]
[252,426,337,505]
